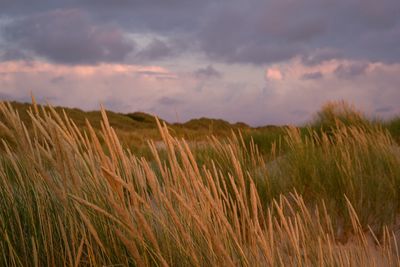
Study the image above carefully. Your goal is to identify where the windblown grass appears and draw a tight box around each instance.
[311,100,372,131]
[386,117,400,144]
[0,100,399,266]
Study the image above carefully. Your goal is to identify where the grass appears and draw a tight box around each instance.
[0,99,399,266]
[386,117,400,143]
[309,100,373,132]
[1,101,253,158]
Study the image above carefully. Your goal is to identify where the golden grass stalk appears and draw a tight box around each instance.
[0,100,399,266]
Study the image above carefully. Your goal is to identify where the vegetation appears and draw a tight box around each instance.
[1,101,253,156]
[386,117,400,143]
[0,99,399,266]
[310,101,372,130]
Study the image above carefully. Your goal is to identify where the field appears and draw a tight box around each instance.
[1,99,400,266]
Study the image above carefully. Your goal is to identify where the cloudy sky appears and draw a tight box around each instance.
[0,0,399,125]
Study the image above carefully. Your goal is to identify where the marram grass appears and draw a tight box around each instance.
[0,100,400,266]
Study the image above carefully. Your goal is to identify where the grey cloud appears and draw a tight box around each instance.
[301,49,343,66]
[196,1,327,64]
[353,0,400,29]
[135,39,175,62]
[1,0,400,65]
[86,0,219,34]
[194,65,222,79]
[0,48,32,62]
[0,0,59,15]
[198,0,400,65]
[231,44,301,65]
[2,9,134,65]
[301,72,324,80]
[198,15,303,64]
[286,21,326,43]
[334,63,369,79]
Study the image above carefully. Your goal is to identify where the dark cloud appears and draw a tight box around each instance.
[2,9,134,65]
[334,62,369,79]
[353,0,400,29]
[1,0,400,65]
[0,48,32,62]
[0,0,60,15]
[301,72,324,80]
[197,3,304,64]
[198,0,400,65]
[301,49,342,66]
[135,39,175,62]
[0,0,211,34]
[194,65,222,79]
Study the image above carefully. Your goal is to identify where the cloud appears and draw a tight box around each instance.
[1,1,400,126]
[0,60,183,112]
[265,68,283,81]
[1,1,400,65]
[301,72,323,80]
[334,62,370,79]
[194,65,222,79]
[301,48,342,66]
[135,39,176,62]
[0,48,32,62]
[135,66,177,80]
[197,0,400,65]
[1,59,400,125]
[2,9,134,65]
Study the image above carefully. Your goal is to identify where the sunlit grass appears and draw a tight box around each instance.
[0,100,399,266]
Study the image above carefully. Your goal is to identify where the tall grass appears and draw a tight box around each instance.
[386,117,400,144]
[0,100,400,266]
[311,100,373,131]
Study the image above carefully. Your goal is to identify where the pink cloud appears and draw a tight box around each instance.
[0,60,180,111]
[0,59,399,126]
[0,61,176,78]
[265,68,283,80]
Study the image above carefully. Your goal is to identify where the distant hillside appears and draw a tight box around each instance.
[1,100,398,155]
[1,101,251,133]
[175,118,249,131]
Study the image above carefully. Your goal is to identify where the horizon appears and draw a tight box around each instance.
[5,98,399,128]
[1,1,400,125]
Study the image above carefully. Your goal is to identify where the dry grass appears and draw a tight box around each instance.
[0,100,400,266]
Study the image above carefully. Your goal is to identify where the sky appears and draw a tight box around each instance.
[0,0,399,126]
